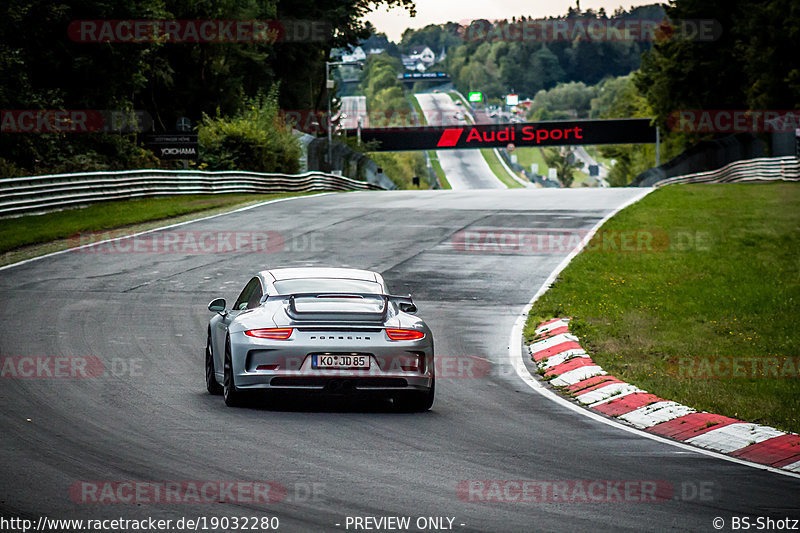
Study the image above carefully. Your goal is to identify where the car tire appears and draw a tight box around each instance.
[397,378,435,412]
[223,337,246,407]
[206,331,223,395]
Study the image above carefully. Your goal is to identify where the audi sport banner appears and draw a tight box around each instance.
[346,118,656,151]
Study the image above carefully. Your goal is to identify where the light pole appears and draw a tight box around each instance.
[325,61,333,170]
[325,60,362,171]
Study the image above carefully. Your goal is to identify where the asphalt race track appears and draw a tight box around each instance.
[340,96,368,130]
[1,189,799,532]
[414,93,506,190]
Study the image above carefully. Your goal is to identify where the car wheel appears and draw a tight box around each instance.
[397,378,435,412]
[223,337,245,407]
[205,331,222,395]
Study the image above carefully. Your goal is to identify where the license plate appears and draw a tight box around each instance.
[312,354,370,369]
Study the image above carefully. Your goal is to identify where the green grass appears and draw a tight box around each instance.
[408,94,427,126]
[0,193,315,263]
[571,170,594,188]
[524,183,800,433]
[447,91,469,107]
[585,146,614,169]
[427,151,450,189]
[479,149,523,188]
[513,147,548,175]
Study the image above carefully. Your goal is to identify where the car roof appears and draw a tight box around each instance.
[261,267,381,283]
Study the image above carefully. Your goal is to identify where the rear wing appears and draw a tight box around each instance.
[265,293,416,321]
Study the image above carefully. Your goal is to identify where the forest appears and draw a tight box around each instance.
[1,0,797,184]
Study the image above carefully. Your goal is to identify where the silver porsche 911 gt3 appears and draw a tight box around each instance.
[205,267,435,410]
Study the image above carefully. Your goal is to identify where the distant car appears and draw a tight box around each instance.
[453,112,464,120]
[454,100,462,106]
[205,267,435,411]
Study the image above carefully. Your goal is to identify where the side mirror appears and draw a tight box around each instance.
[399,302,417,314]
[208,298,227,315]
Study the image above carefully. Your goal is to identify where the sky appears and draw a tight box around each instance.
[364,0,662,42]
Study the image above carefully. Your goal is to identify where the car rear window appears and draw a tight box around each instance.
[273,278,383,295]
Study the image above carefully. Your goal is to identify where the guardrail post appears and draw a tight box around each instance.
[0,170,385,216]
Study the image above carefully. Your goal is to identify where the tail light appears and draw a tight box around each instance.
[386,329,425,341]
[245,328,293,339]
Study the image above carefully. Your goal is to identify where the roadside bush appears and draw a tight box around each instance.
[198,89,301,174]
[0,156,25,179]
[527,81,596,120]
[371,151,429,189]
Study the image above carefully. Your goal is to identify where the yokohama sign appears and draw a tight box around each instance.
[348,119,657,151]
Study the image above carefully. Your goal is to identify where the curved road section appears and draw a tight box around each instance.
[1,190,798,531]
[415,93,506,190]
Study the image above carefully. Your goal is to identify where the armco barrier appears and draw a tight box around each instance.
[653,156,800,187]
[0,169,384,216]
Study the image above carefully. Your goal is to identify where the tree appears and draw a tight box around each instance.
[398,23,461,55]
[530,46,566,91]
[588,74,684,186]
[542,147,583,188]
[737,0,800,110]
[527,81,595,120]
[441,5,664,100]
[0,0,166,173]
[360,31,399,57]
[635,0,800,141]
[141,0,279,130]
[0,0,420,177]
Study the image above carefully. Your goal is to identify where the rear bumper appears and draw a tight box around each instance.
[236,374,432,393]
[229,330,434,393]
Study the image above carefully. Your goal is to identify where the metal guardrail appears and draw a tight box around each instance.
[0,169,384,216]
[654,156,800,188]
